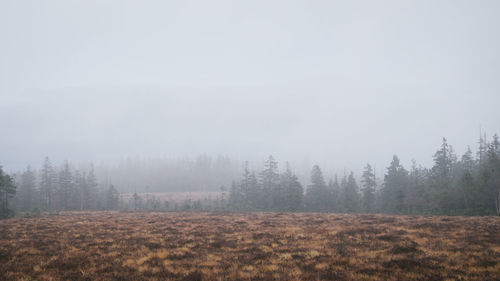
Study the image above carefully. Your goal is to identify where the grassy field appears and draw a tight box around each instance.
[1,212,499,281]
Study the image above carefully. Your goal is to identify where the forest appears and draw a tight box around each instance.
[1,133,500,218]
[228,134,500,215]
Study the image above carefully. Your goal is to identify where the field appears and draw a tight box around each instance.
[120,192,226,203]
[1,212,499,281]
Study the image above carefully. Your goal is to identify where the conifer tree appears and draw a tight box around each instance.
[306,165,329,212]
[40,157,56,211]
[381,155,409,213]
[259,156,279,210]
[0,166,16,218]
[17,166,36,212]
[58,161,73,211]
[105,184,120,210]
[328,176,341,212]
[361,163,376,213]
[87,165,98,210]
[343,172,360,213]
[280,163,303,211]
[431,138,458,212]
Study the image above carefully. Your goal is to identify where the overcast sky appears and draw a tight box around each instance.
[1,0,499,175]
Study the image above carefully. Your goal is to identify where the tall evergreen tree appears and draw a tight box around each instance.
[0,166,16,218]
[328,176,341,212]
[280,163,303,212]
[76,171,89,210]
[406,160,427,214]
[17,166,36,212]
[343,172,360,213]
[381,155,409,213]
[361,163,376,213]
[105,184,120,210]
[306,165,329,212]
[259,156,279,210]
[461,147,475,172]
[87,165,98,210]
[238,161,252,210]
[58,161,73,211]
[432,138,455,181]
[431,138,458,212]
[40,157,56,211]
[490,134,500,156]
[477,132,488,165]
[459,170,475,212]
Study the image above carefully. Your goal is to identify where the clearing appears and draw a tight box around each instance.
[1,212,499,280]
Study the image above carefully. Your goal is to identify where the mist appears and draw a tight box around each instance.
[1,0,500,176]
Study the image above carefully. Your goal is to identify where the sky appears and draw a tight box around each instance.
[1,0,500,176]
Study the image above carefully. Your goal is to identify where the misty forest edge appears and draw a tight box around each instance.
[1,133,500,218]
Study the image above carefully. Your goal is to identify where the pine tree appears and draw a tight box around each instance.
[76,171,89,210]
[477,132,487,165]
[105,184,120,210]
[381,155,409,213]
[0,166,16,218]
[239,161,257,210]
[71,170,82,210]
[306,165,329,212]
[87,165,98,210]
[241,162,251,198]
[405,160,428,214]
[40,157,56,211]
[328,176,341,212]
[431,138,458,212]
[58,161,73,211]
[432,138,455,181]
[280,163,303,211]
[17,166,36,212]
[247,171,260,210]
[343,172,360,213]
[490,134,500,157]
[361,164,376,213]
[259,156,279,210]
[461,147,475,172]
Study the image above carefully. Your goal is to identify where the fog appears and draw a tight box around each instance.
[1,0,500,178]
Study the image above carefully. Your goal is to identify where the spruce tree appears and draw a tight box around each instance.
[40,157,56,211]
[0,166,16,218]
[17,166,36,212]
[247,171,260,210]
[58,161,73,211]
[259,156,279,210]
[280,163,303,211]
[105,184,120,210]
[431,138,458,212]
[306,165,329,212]
[87,165,98,210]
[343,172,360,213]
[382,155,409,213]
[328,175,341,212]
[361,164,376,213]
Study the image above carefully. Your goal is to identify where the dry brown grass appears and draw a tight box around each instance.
[0,212,499,281]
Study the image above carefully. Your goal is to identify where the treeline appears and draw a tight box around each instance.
[0,158,120,218]
[0,155,236,218]
[1,134,500,218]
[228,134,500,215]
